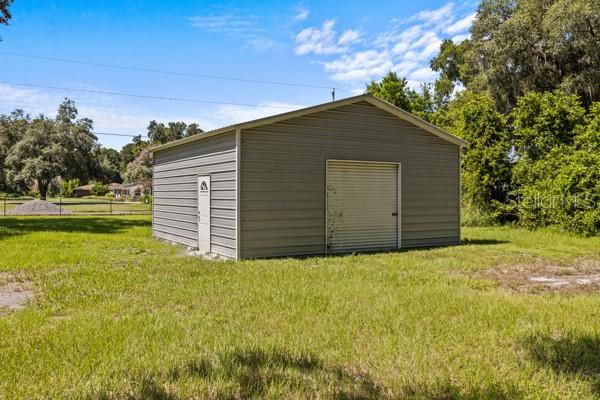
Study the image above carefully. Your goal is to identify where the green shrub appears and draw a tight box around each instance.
[461,203,500,227]
[140,193,152,204]
[48,182,60,198]
[0,192,24,198]
[512,90,586,161]
[90,182,109,196]
[515,149,600,236]
[60,178,79,197]
[440,91,512,221]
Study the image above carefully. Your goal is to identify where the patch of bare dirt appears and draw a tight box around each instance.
[0,272,34,312]
[476,259,600,294]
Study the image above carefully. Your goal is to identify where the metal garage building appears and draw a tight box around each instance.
[150,94,468,259]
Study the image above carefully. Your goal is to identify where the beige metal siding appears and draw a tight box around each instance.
[326,161,398,252]
[240,101,459,258]
[153,131,236,258]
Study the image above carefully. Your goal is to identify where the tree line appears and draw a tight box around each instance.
[368,0,600,235]
[0,99,202,199]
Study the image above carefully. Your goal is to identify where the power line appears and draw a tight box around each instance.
[94,131,147,138]
[0,51,351,93]
[0,81,304,109]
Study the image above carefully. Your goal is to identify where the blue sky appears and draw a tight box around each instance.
[0,0,477,149]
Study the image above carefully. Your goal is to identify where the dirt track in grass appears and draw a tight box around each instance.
[476,259,600,294]
[0,272,33,312]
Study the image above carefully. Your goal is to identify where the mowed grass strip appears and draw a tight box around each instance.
[1,216,600,399]
[1,199,151,214]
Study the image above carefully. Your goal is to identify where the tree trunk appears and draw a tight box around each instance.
[38,179,48,201]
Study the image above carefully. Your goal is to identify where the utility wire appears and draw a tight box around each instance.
[94,131,147,138]
[0,51,351,93]
[0,81,303,109]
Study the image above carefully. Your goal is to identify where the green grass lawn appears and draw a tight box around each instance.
[58,199,151,214]
[1,216,600,399]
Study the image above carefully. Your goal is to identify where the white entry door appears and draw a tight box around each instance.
[197,175,211,253]
[326,160,400,253]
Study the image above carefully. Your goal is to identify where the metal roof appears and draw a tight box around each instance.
[149,93,469,153]
[74,184,95,190]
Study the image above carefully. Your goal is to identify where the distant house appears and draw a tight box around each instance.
[74,184,94,197]
[122,182,146,199]
[74,182,122,197]
[108,182,124,197]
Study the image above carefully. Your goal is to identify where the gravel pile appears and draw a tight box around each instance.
[7,200,71,215]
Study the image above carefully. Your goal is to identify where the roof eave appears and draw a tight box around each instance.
[148,93,469,153]
[148,94,372,153]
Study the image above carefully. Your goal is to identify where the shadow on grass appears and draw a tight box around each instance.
[523,333,600,394]
[460,238,508,246]
[303,238,509,260]
[257,237,509,261]
[92,348,524,400]
[400,381,521,400]
[0,217,150,240]
[94,348,389,400]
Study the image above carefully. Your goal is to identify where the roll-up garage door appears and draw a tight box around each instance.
[326,160,399,253]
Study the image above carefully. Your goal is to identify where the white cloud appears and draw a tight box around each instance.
[408,67,437,81]
[295,20,349,55]
[412,31,440,49]
[377,24,422,48]
[294,22,360,56]
[409,3,454,27]
[293,5,310,21]
[0,84,54,114]
[213,101,304,124]
[246,36,274,52]
[420,37,443,58]
[338,30,361,46]
[324,50,393,81]
[392,41,409,55]
[405,79,424,91]
[451,33,470,43]
[445,12,476,35]
[394,60,420,76]
[400,50,420,62]
[294,1,477,87]
[319,19,443,83]
[189,12,273,51]
[396,25,422,47]
[189,14,261,34]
